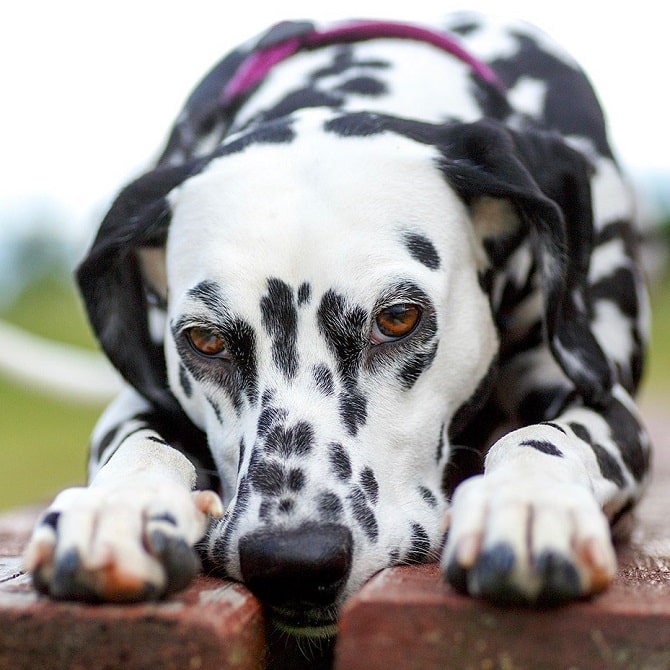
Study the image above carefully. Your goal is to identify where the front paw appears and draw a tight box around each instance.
[24,485,223,602]
[441,473,616,606]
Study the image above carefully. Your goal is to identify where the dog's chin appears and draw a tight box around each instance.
[269,604,340,639]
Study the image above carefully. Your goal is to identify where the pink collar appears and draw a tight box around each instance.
[221,20,504,105]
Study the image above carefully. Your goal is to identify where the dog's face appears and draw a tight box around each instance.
[162,111,498,632]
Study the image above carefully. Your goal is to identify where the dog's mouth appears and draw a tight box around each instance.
[268,603,340,638]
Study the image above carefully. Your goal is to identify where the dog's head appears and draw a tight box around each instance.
[78,109,610,635]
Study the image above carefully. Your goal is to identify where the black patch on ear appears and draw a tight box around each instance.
[436,120,614,407]
[402,231,441,270]
[76,157,221,426]
[261,278,299,380]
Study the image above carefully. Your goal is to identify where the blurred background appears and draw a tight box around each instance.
[1,0,668,511]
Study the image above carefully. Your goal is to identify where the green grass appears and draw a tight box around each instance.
[0,277,105,510]
[1,266,669,512]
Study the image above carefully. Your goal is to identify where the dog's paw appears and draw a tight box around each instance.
[24,484,224,602]
[441,472,616,606]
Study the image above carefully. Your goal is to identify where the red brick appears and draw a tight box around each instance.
[334,405,670,670]
[0,509,266,670]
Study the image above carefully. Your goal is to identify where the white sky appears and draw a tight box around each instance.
[1,0,668,239]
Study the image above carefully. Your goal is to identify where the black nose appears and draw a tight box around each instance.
[238,523,353,607]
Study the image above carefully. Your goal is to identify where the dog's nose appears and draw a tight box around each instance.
[238,523,352,607]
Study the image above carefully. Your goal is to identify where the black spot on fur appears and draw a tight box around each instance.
[313,364,335,395]
[297,282,312,305]
[317,290,366,381]
[178,364,193,398]
[208,475,251,573]
[287,468,306,492]
[96,425,120,458]
[329,443,352,481]
[359,467,379,505]
[519,439,563,457]
[213,117,296,157]
[489,32,612,157]
[249,458,286,497]
[348,486,378,542]
[540,422,566,434]
[265,421,314,458]
[400,341,439,390]
[406,523,431,564]
[402,232,441,270]
[339,387,368,436]
[569,422,627,488]
[257,404,288,438]
[318,290,368,435]
[435,426,445,463]
[591,443,627,488]
[324,111,388,137]
[418,486,438,508]
[260,278,299,380]
[602,398,648,482]
[318,491,344,523]
[277,498,295,515]
[336,76,387,96]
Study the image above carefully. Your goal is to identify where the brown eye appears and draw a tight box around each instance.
[372,304,421,344]
[186,327,227,357]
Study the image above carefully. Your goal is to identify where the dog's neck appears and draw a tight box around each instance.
[221,20,504,106]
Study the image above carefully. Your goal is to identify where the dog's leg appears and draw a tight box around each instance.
[442,382,650,605]
[24,386,223,601]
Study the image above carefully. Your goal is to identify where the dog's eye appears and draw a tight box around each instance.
[372,304,421,344]
[186,327,227,358]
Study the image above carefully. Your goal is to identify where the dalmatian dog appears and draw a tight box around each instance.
[25,13,650,636]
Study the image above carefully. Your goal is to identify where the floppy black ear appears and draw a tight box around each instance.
[77,162,200,414]
[439,120,613,408]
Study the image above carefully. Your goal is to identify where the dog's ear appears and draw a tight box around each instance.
[77,162,199,414]
[439,119,612,408]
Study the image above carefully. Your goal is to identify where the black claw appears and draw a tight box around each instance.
[148,530,201,596]
[534,552,581,606]
[31,566,52,595]
[444,558,469,594]
[49,549,101,602]
[470,543,529,606]
[40,511,61,532]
